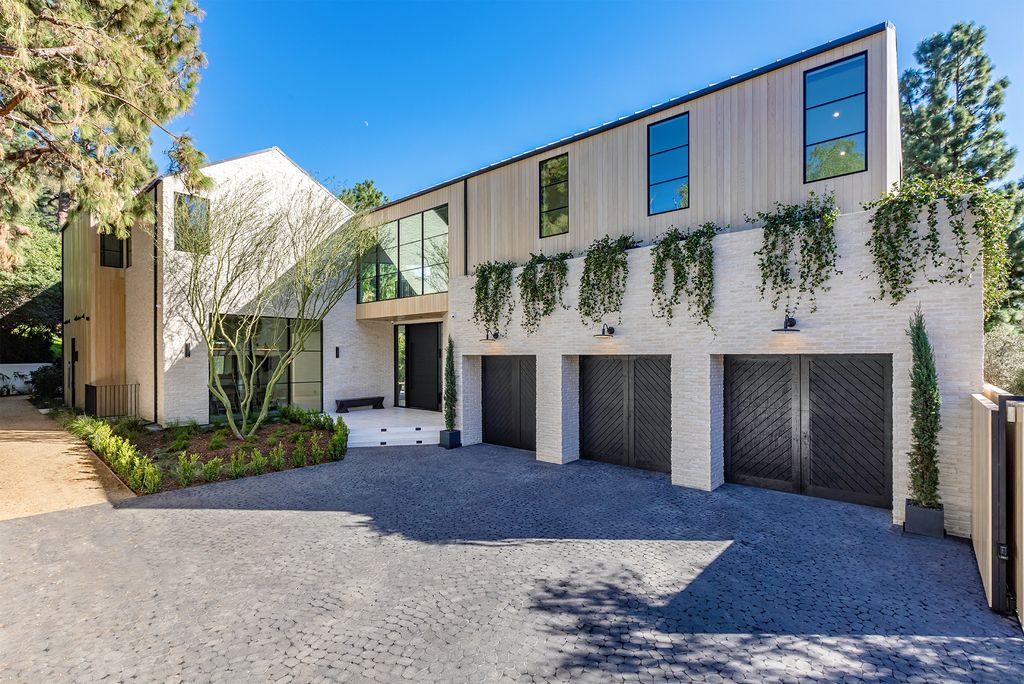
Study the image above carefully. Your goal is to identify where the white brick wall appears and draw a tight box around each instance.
[321,290,394,411]
[447,210,983,537]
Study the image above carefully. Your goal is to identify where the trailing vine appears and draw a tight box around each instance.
[863,174,1013,319]
[751,191,841,314]
[517,251,572,334]
[578,234,641,325]
[472,260,516,337]
[650,222,720,327]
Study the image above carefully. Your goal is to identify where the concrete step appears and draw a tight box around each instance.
[348,425,440,448]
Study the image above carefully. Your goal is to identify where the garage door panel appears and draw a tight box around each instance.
[804,355,891,508]
[580,356,628,464]
[725,356,799,492]
[632,356,672,472]
[483,356,536,451]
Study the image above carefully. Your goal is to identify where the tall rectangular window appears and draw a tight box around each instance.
[174,193,211,253]
[539,154,569,237]
[648,113,689,215]
[99,232,129,268]
[358,205,448,303]
[804,53,867,182]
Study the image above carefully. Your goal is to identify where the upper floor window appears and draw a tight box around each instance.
[804,53,867,182]
[174,193,211,253]
[358,205,448,303]
[648,113,689,215]
[99,232,130,268]
[539,154,569,237]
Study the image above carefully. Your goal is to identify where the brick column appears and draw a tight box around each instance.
[671,353,722,490]
[536,354,580,464]
[459,355,482,445]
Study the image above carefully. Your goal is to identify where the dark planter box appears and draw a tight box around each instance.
[904,500,944,538]
[439,430,461,449]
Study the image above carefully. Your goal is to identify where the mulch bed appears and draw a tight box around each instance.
[132,420,336,491]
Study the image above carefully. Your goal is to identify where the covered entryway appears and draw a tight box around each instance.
[482,356,536,450]
[580,355,671,473]
[724,354,892,508]
[395,322,441,411]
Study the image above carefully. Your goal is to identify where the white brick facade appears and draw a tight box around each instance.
[448,210,983,537]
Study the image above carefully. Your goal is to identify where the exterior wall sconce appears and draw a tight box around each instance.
[184,342,191,358]
[480,332,499,343]
[772,316,800,333]
[335,346,340,358]
[594,324,616,339]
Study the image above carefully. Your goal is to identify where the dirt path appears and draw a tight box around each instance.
[0,397,132,521]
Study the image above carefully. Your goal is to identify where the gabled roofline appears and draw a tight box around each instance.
[373,21,893,212]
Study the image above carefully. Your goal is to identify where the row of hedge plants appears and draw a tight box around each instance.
[65,415,162,494]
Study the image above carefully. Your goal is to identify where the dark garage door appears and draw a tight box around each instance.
[724,354,892,508]
[580,355,671,473]
[482,356,536,450]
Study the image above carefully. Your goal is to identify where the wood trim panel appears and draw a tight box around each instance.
[356,293,448,321]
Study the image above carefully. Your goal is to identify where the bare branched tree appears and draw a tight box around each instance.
[171,178,373,438]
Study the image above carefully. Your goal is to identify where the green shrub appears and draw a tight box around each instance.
[141,463,162,494]
[908,308,942,509]
[265,426,286,445]
[984,324,1024,394]
[289,428,309,444]
[64,415,162,494]
[291,435,307,467]
[229,451,247,479]
[111,415,146,439]
[30,362,63,400]
[202,457,223,482]
[328,418,348,461]
[280,404,335,431]
[175,452,201,487]
[268,443,285,471]
[248,448,268,475]
[208,433,227,451]
[309,433,325,465]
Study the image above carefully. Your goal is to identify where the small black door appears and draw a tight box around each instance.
[482,356,536,450]
[69,337,77,408]
[404,323,440,411]
[724,354,892,508]
[580,355,672,473]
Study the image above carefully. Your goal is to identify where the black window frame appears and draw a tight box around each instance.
[646,111,691,216]
[539,153,569,238]
[173,192,211,253]
[357,204,449,304]
[802,51,868,184]
[99,232,129,269]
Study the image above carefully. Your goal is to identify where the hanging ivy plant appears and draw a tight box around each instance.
[472,260,516,337]
[863,174,1013,319]
[517,251,572,334]
[751,191,841,314]
[578,234,641,326]
[651,222,720,327]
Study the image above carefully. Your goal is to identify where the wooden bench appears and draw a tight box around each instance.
[335,396,385,413]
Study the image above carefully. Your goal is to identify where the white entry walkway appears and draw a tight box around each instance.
[331,407,443,447]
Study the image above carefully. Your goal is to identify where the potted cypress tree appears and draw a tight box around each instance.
[439,335,461,449]
[904,307,943,537]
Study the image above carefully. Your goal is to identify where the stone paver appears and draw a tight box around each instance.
[0,444,1021,682]
[0,396,132,521]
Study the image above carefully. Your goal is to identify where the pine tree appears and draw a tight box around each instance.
[1,0,210,242]
[900,22,1017,183]
[338,180,389,213]
[907,308,942,509]
[443,335,457,432]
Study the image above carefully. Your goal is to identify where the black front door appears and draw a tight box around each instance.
[402,323,440,411]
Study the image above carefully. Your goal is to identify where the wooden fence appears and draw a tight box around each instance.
[972,384,1023,623]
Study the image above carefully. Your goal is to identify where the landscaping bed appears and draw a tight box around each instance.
[50,405,348,494]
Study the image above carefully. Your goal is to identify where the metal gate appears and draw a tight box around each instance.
[725,354,892,508]
[580,355,671,473]
[482,356,536,450]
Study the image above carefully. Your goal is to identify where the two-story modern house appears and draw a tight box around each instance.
[64,22,983,537]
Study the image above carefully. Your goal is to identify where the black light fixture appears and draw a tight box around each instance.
[184,342,191,358]
[594,324,616,339]
[772,316,800,333]
[480,331,499,343]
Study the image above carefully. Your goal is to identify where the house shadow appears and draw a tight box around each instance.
[115,444,1022,657]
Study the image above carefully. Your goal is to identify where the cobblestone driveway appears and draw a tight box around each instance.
[1,444,1021,682]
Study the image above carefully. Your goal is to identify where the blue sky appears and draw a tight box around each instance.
[152,0,1024,201]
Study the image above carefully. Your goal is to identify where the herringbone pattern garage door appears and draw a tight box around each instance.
[725,355,892,508]
[483,356,536,451]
